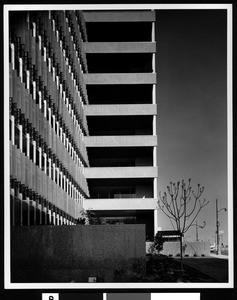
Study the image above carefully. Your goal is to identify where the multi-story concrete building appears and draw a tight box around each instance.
[82,10,158,239]
[8,9,158,239]
[9,10,90,226]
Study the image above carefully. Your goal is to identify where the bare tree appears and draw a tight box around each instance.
[158,179,209,275]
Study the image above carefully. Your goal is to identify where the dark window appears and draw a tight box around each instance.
[36,148,39,166]
[15,126,20,149]
[47,159,49,176]
[9,119,12,141]
[41,154,45,171]
[30,141,34,161]
[23,133,27,155]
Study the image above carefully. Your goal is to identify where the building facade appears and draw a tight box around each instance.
[9,11,90,226]
[83,10,158,239]
[8,10,158,239]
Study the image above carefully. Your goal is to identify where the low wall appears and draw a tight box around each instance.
[11,225,146,283]
[146,241,210,257]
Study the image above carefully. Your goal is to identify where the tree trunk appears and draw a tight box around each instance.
[180,235,183,276]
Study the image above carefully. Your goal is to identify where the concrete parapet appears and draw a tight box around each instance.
[84,104,157,116]
[84,42,156,53]
[84,198,157,210]
[84,73,156,85]
[84,135,158,147]
[84,11,156,22]
[84,166,158,179]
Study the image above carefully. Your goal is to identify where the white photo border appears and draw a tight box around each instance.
[4,3,233,289]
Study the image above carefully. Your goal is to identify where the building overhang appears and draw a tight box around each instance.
[84,135,158,147]
[84,104,157,116]
[84,198,158,211]
[84,42,156,53]
[84,73,156,85]
[84,166,158,179]
[83,11,156,22]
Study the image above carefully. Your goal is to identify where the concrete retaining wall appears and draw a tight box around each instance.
[147,241,210,257]
[162,241,210,257]
[11,225,146,283]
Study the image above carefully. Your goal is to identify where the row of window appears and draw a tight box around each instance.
[10,54,88,166]
[10,114,86,204]
[10,188,77,226]
[10,38,87,138]
[10,94,87,182]
[10,12,89,131]
[51,10,87,73]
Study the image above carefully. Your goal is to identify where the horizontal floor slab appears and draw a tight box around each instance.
[84,166,158,179]
[84,11,156,22]
[84,42,156,53]
[84,104,157,116]
[84,73,156,84]
[84,198,158,210]
[85,135,158,147]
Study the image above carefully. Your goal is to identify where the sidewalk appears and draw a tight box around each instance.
[209,253,228,260]
[180,257,228,282]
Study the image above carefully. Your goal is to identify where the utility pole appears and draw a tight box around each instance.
[216,199,227,255]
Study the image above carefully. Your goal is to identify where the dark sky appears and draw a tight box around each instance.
[156,10,228,244]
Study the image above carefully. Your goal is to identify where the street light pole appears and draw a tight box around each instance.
[216,199,220,255]
[190,220,206,242]
[216,199,227,255]
[196,220,198,241]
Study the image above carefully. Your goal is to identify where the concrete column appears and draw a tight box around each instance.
[48,209,51,224]
[19,58,23,83]
[53,211,56,225]
[26,133,30,157]
[44,100,47,118]
[39,91,42,110]
[33,81,36,100]
[26,70,30,90]
[11,43,15,70]
[152,21,155,42]
[53,163,55,182]
[52,115,55,132]
[11,188,15,226]
[48,107,51,126]
[44,153,47,174]
[33,140,36,163]
[19,192,23,226]
[39,147,42,169]
[48,158,51,179]
[154,177,158,235]
[11,115,15,145]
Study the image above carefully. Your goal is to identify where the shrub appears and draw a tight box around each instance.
[152,233,165,254]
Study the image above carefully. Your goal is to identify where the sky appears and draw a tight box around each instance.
[156,10,228,244]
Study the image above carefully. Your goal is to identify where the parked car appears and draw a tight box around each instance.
[210,244,216,252]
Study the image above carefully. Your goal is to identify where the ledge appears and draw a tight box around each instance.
[84,135,158,147]
[84,198,158,210]
[84,73,156,85]
[84,42,156,53]
[84,11,156,22]
[84,166,158,179]
[84,104,157,116]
